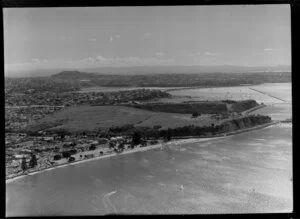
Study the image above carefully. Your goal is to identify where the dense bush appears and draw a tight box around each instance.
[62,151,71,158]
[157,115,271,137]
[21,157,27,171]
[53,154,62,160]
[89,145,96,151]
[68,156,75,162]
[192,112,200,118]
[133,102,228,114]
[231,100,258,113]
[109,124,135,133]
[150,140,158,145]
[132,131,142,146]
[29,154,38,168]
[69,149,77,155]
[131,100,259,114]
[222,100,237,104]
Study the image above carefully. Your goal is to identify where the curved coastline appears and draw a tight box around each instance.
[6,121,279,184]
[6,137,219,184]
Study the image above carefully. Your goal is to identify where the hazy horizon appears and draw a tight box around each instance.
[4,64,292,78]
[4,5,291,76]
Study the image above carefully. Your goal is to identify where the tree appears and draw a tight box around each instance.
[68,156,75,162]
[166,128,172,141]
[192,112,199,118]
[68,149,77,155]
[118,142,125,151]
[53,154,62,160]
[132,131,142,146]
[62,151,71,158]
[141,139,147,147]
[89,145,96,151]
[29,153,38,168]
[109,141,115,149]
[21,157,27,172]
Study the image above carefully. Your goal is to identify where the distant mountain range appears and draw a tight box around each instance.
[5,65,291,78]
[83,65,291,75]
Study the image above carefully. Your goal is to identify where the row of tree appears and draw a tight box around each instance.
[21,153,38,172]
[102,114,272,140]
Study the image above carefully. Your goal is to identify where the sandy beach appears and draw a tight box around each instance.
[6,122,278,184]
[6,136,228,184]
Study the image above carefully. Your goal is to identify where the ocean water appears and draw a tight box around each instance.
[6,125,292,216]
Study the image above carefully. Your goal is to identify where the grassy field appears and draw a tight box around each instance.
[249,103,292,121]
[168,83,291,104]
[26,83,291,132]
[28,105,220,132]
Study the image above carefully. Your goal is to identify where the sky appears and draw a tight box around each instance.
[4,5,291,73]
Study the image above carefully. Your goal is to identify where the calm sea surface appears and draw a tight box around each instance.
[6,124,292,216]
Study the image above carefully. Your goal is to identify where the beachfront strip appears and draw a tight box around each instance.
[6,119,281,182]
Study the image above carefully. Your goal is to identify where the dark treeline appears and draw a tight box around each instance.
[118,115,271,138]
[28,115,272,140]
[129,99,259,114]
[157,115,271,138]
[111,114,271,138]
[230,100,258,113]
[131,102,228,114]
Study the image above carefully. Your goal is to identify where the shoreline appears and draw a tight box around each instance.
[6,137,218,184]
[5,121,279,184]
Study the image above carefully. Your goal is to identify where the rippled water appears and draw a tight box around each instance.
[6,125,292,216]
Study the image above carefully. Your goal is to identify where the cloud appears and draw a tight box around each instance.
[6,55,176,72]
[204,52,220,56]
[156,52,164,57]
[83,55,175,66]
[144,32,151,37]
[264,48,280,52]
[88,38,97,42]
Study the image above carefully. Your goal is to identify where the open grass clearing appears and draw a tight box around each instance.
[28,105,220,132]
[168,83,291,105]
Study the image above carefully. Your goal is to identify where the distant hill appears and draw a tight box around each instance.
[51,71,99,79]
[83,65,291,75]
[5,64,291,78]
[49,70,291,88]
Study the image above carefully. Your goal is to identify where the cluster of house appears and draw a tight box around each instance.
[5,106,64,132]
[5,89,171,134]
[5,133,135,177]
[6,88,170,109]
